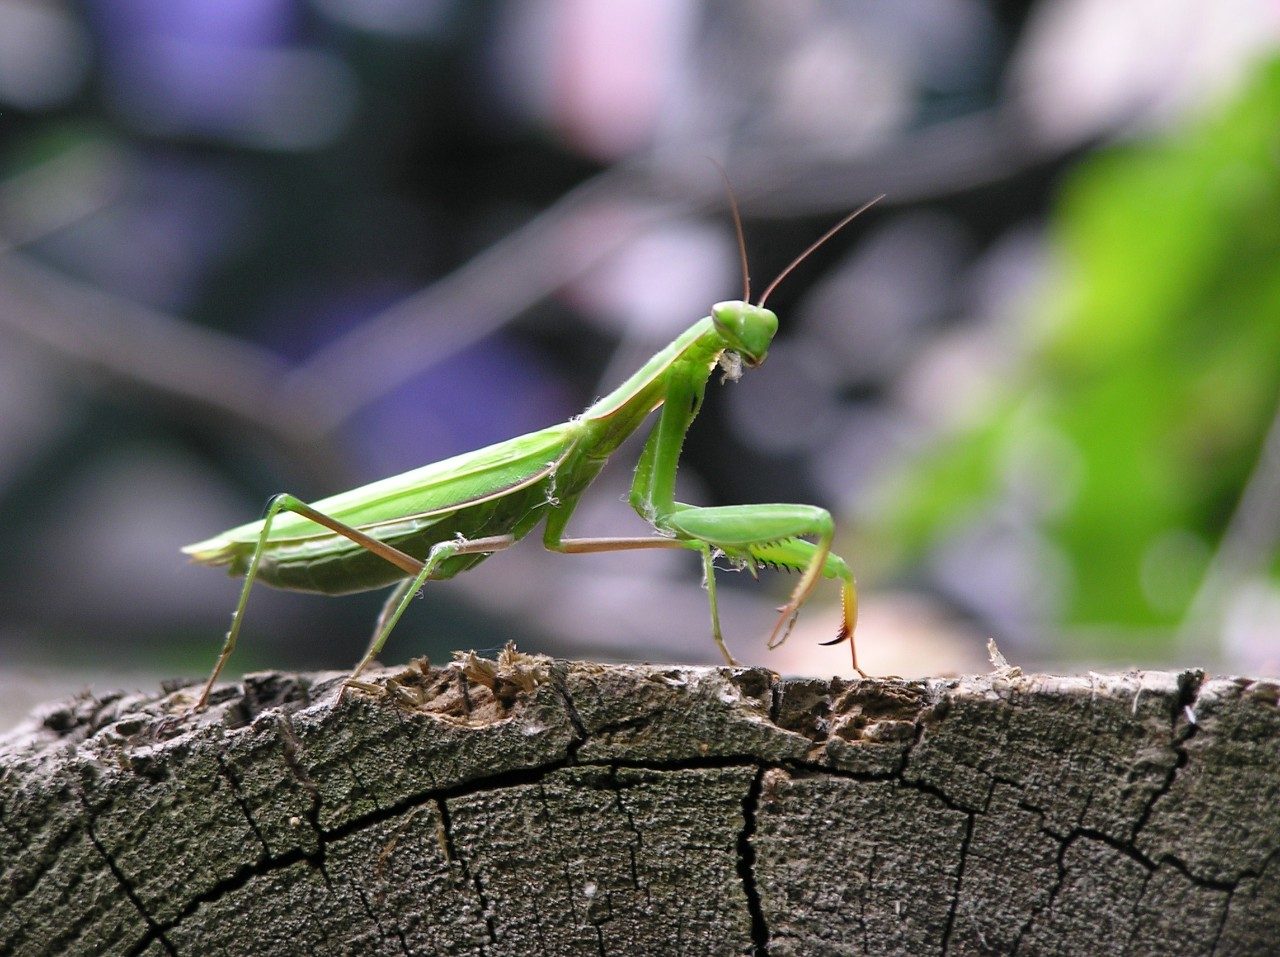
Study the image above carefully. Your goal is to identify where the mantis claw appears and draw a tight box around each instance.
[818,623,852,647]
[824,580,864,676]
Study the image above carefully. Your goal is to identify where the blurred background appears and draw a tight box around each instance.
[3,0,1280,727]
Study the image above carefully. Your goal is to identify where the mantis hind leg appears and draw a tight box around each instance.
[371,576,417,646]
[660,503,861,673]
[196,494,351,708]
[194,491,502,709]
[539,499,737,664]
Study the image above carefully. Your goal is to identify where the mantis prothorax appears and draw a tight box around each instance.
[184,194,882,707]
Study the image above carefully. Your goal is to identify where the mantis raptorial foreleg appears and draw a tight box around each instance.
[660,503,860,668]
[614,339,861,667]
[746,534,860,669]
[543,506,857,668]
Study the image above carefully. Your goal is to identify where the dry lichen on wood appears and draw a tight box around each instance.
[1,652,1277,956]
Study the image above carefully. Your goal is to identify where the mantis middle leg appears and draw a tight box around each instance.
[538,494,740,662]
[349,533,516,681]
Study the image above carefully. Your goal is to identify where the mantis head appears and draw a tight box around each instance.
[711,300,778,369]
[708,179,882,378]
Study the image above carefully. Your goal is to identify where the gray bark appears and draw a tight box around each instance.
[1,655,1277,956]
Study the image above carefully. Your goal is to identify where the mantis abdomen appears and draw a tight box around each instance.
[210,479,556,595]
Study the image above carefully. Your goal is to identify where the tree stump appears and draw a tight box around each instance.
[2,651,1277,956]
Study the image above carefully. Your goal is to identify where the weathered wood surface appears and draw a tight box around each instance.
[1,653,1277,956]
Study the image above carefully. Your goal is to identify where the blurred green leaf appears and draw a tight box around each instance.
[875,56,1280,657]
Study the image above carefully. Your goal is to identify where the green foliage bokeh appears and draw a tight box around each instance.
[876,57,1280,657]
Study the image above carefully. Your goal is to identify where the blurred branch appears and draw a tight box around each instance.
[0,105,1086,448]
[0,251,299,436]
[0,141,341,469]
[728,103,1079,214]
[287,104,1083,434]
[280,162,698,436]
[0,141,127,252]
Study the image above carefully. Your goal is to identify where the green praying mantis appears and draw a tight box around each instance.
[184,194,881,708]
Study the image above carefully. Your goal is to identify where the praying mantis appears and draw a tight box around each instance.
[184,194,880,708]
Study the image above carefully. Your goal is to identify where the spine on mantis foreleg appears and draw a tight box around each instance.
[741,536,858,652]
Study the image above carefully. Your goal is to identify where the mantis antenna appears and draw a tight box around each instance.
[709,158,751,302]
[757,194,886,308]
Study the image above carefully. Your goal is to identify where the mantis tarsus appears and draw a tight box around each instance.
[184,194,881,708]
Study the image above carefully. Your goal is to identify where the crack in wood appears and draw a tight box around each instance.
[435,795,496,952]
[549,667,589,759]
[737,766,769,956]
[81,798,176,956]
[939,810,975,955]
[1131,670,1204,841]
[123,738,1248,956]
[215,754,271,859]
[604,765,642,892]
